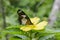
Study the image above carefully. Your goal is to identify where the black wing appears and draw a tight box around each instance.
[17,9,33,25]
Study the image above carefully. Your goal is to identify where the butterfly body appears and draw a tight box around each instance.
[17,9,33,25]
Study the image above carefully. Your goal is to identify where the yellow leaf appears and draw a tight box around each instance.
[30,17,40,24]
[33,21,48,30]
[20,25,34,31]
[20,17,48,31]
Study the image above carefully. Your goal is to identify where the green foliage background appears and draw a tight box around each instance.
[0,0,60,40]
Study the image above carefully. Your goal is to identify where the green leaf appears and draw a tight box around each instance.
[39,34,55,40]
[13,34,29,40]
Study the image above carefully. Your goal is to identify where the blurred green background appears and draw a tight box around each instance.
[0,0,54,26]
[0,0,60,40]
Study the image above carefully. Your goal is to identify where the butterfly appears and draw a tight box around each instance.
[17,9,33,25]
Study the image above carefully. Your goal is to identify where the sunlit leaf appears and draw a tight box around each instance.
[20,25,34,31]
[30,17,40,24]
[33,21,48,30]
[20,21,48,31]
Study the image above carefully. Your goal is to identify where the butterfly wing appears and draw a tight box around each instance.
[17,9,33,25]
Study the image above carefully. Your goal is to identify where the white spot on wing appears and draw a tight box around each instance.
[21,18,27,25]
